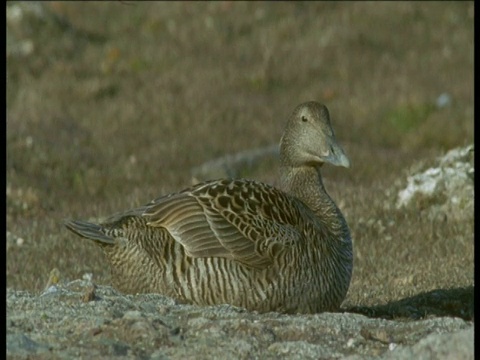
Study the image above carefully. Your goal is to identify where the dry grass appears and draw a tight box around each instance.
[7,2,473,319]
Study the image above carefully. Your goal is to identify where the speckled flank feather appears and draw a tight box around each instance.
[65,101,353,314]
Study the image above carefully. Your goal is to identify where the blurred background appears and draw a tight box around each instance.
[7,2,473,313]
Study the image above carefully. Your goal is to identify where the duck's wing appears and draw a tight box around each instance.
[143,179,304,269]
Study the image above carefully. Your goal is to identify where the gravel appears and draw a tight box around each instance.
[7,280,473,359]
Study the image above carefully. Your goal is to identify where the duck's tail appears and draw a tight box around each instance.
[64,219,116,245]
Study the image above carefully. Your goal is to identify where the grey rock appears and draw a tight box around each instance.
[396,144,473,221]
[191,144,279,181]
[6,283,473,359]
[6,333,50,356]
[384,326,474,360]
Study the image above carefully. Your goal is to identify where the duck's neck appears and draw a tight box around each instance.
[280,165,338,218]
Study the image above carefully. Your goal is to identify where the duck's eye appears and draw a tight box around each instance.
[301,116,308,122]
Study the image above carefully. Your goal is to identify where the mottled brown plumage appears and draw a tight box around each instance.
[65,101,353,314]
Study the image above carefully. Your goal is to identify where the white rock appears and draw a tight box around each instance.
[396,145,473,219]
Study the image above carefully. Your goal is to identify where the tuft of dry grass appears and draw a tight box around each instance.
[7,2,473,319]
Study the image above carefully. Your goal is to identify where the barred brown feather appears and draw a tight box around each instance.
[64,101,353,314]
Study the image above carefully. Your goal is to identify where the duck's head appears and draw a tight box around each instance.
[280,101,350,168]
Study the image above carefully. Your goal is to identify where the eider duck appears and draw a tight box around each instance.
[65,101,352,314]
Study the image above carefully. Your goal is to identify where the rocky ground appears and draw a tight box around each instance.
[6,282,474,360]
